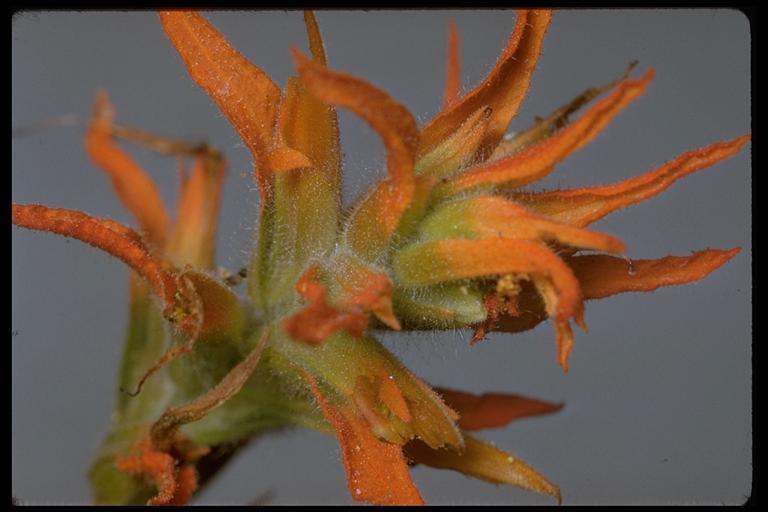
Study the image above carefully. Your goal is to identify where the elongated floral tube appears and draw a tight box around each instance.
[302,371,425,506]
[166,153,226,269]
[417,195,625,254]
[405,434,561,502]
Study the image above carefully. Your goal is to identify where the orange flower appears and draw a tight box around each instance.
[12,10,749,505]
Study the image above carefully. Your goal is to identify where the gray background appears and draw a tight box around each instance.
[12,9,751,505]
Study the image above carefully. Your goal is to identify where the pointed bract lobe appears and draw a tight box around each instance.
[419,9,552,161]
[442,20,461,110]
[303,11,328,65]
[439,69,654,197]
[405,434,561,502]
[570,248,741,300]
[85,91,170,248]
[487,60,640,162]
[435,387,563,431]
[159,11,281,198]
[303,372,424,506]
[514,134,751,227]
[292,49,419,245]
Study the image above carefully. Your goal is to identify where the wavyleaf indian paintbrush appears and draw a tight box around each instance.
[12,10,749,505]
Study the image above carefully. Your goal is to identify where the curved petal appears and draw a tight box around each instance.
[442,20,461,109]
[85,91,170,247]
[419,9,552,161]
[292,48,418,207]
[292,49,419,246]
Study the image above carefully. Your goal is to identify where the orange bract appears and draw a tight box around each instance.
[303,372,424,506]
[86,92,170,247]
[159,11,281,200]
[12,204,175,306]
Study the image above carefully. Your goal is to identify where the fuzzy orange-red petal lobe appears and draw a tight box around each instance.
[569,248,741,300]
[159,11,281,198]
[85,91,170,247]
[419,9,551,161]
[303,11,328,66]
[515,134,751,227]
[12,204,175,307]
[440,69,654,197]
[303,372,424,506]
[283,265,369,345]
[435,387,563,431]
